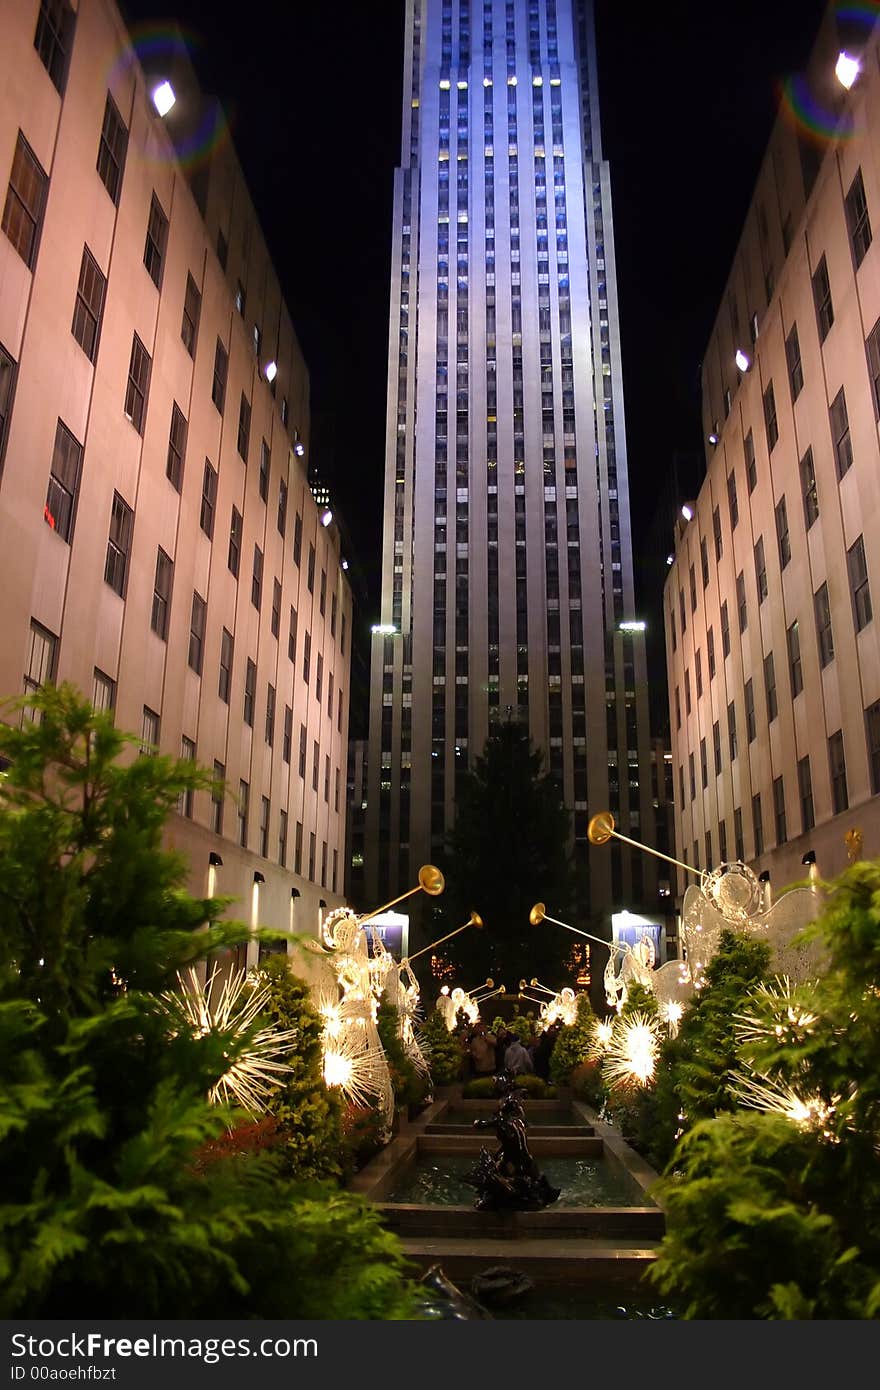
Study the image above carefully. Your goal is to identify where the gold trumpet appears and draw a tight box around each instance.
[587,810,704,881]
[402,909,484,966]
[357,863,445,926]
[530,901,629,956]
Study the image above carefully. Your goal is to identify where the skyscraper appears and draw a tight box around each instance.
[366,0,654,933]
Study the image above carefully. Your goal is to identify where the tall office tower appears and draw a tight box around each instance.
[0,0,351,961]
[366,0,655,935]
[666,6,880,900]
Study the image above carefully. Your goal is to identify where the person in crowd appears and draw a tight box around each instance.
[531,1021,559,1080]
[503,1033,534,1076]
[468,1021,497,1076]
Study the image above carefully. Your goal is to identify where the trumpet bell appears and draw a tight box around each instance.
[419,864,445,896]
[587,810,616,845]
[529,902,546,926]
[469,909,484,928]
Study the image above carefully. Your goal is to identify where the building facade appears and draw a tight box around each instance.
[666,5,880,899]
[0,0,352,959]
[366,0,654,929]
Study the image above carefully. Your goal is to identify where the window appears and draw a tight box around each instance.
[785,323,803,401]
[775,496,790,570]
[181,273,201,357]
[763,381,778,453]
[298,723,307,779]
[773,775,787,846]
[124,334,151,434]
[34,0,75,93]
[745,678,756,742]
[211,761,224,834]
[283,705,292,763]
[812,255,834,341]
[736,570,747,632]
[764,651,777,722]
[695,649,703,699]
[151,548,173,640]
[235,280,246,315]
[23,620,57,705]
[277,477,287,535]
[830,388,852,479]
[721,600,730,658]
[847,535,872,632]
[71,246,106,362]
[814,582,834,667]
[216,228,228,269]
[244,658,256,726]
[293,513,303,566]
[674,686,681,730]
[164,403,187,492]
[238,779,249,848]
[140,706,159,756]
[44,419,82,542]
[251,544,263,609]
[259,440,270,502]
[184,590,206,675]
[92,668,115,714]
[288,606,298,662]
[2,133,47,269]
[324,755,331,804]
[865,699,880,795]
[228,506,242,577]
[828,730,848,814]
[707,625,716,678]
[143,193,168,288]
[752,793,764,857]
[331,592,338,638]
[309,832,316,880]
[684,669,691,716]
[712,505,723,561]
[787,620,803,697]
[179,736,196,818]
[713,720,722,776]
[279,809,288,868]
[104,491,133,596]
[307,543,316,593]
[337,687,343,732]
[718,820,727,862]
[798,755,814,833]
[218,628,233,703]
[271,578,281,639]
[728,700,738,761]
[211,338,228,413]
[700,537,709,589]
[845,167,872,269]
[800,446,819,528]
[727,471,738,529]
[312,740,319,792]
[294,820,303,873]
[96,94,127,205]
[320,570,327,618]
[199,458,217,538]
[317,653,324,707]
[237,392,250,461]
[0,342,15,466]
[754,537,767,603]
[744,429,757,493]
[700,737,708,789]
[303,630,311,685]
[265,684,275,746]
[679,588,687,635]
[734,806,744,862]
[688,755,695,804]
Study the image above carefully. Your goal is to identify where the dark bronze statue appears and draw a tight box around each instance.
[463,1072,561,1211]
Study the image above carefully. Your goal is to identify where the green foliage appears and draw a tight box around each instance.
[256,957,345,1182]
[506,1014,533,1044]
[432,722,574,983]
[377,996,428,1108]
[620,981,659,1019]
[548,993,596,1087]
[649,863,880,1318]
[462,1073,556,1099]
[418,1008,464,1085]
[339,1101,388,1172]
[0,685,420,1318]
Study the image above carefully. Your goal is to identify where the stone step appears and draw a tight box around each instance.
[379,1202,665,1241]
[424,1123,595,1138]
[399,1236,660,1284]
[416,1134,604,1157]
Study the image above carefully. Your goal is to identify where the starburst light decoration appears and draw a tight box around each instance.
[160,967,297,1115]
[588,1017,615,1059]
[733,975,820,1054]
[728,1070,841,1141]
[601,1011,663,1090]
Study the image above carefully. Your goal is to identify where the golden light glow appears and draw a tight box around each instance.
[601,1012,662,1089]
[730,1071,840,1140]
[734,976,819,1052]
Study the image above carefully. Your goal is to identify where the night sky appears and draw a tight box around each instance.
[123,0,828,640]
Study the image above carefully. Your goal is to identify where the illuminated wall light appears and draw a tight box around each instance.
[457,79,468,89]
[735,348,750,372]
[681,504,693,521]
[371,623,398,635]
[835,51,860,89]
[532,75,543,86]
[483,76,493,87]
[666,554,674,566]
[151,81,176,116]
[708,432,719,445]
[550,77,561,85]
[619,620,646,632]
[264,360,277,383]
[341,558,349,571]
[507,75,517,85]
[439,78,450,89]
[294,440,305,456]
[320,508,333,528]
